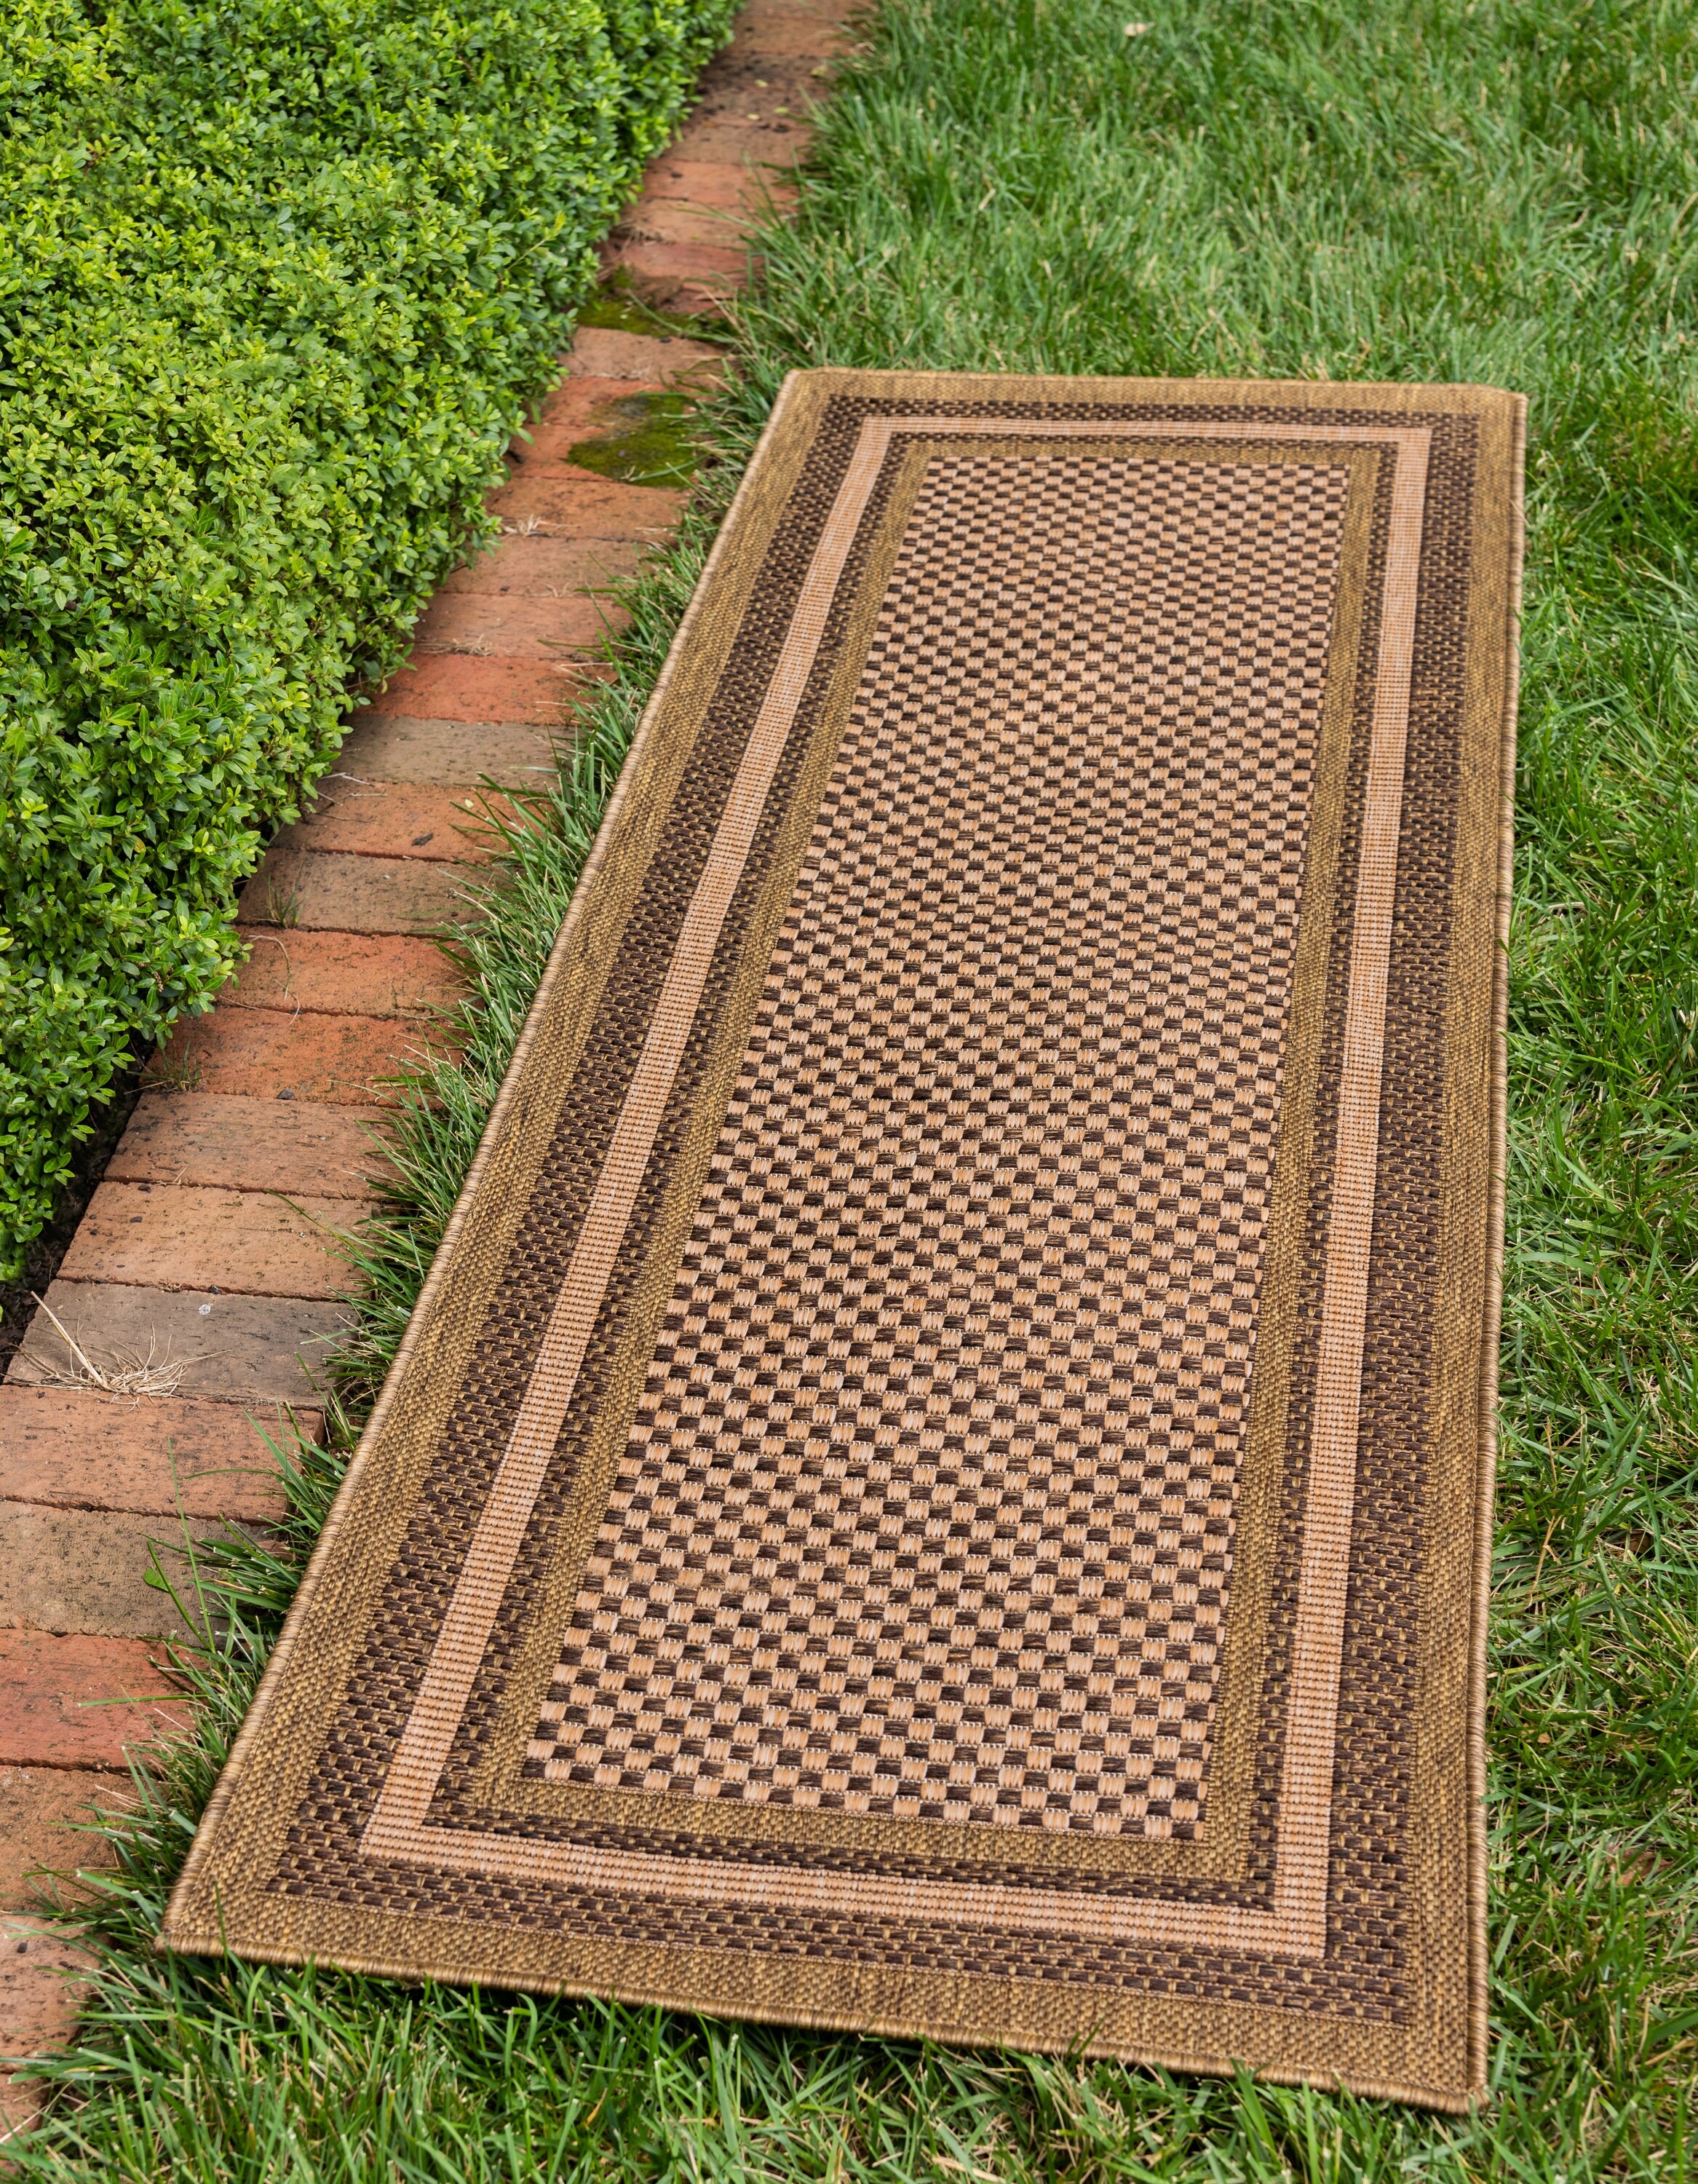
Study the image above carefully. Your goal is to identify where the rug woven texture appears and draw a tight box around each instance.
[163,371,1524,2112]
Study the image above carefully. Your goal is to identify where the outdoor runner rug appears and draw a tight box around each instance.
[164,371,1524,2112]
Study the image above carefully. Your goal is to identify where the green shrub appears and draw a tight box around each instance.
[0,0,734,1273]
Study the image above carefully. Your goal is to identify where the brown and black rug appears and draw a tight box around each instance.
[164,371,1523,2111]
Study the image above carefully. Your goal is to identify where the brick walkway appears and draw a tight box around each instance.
[0,0,849,2132]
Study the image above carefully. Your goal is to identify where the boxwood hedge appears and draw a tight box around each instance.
[0,0,735,1273]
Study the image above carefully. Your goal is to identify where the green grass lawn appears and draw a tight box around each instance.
[13,0,1698,2173]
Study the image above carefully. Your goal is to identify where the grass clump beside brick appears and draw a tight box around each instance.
[11,0,1698,2176]
[0,0,735,1275]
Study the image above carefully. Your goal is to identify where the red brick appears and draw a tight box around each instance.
[410,588,621,662]
[640,157,799,217]
[60,1182,360,1300]
[605,263,742,317]
[0,1768,122,1912]
[689,51,825,123]
[667,117,814,167]
[518,373,667,447]
[365,652,604,725]
[536,371,719,440]
[239,846,482,934]
[487,461,689,545]
[0,1387,306,1521]
[281,782,501,863]
[109,1093,389,1198]
[677,276,741,316]
[436,534,646,598]
[506,371,717,483]
[565,326,727,381]
[616,195,758,250]
[223,930,460,1019]
[607,236,750,295]
[146,1007,427,1107]
[0,1631,185,1769]
[0,1915,96,2132]
[520,381,718,475]
[9,1283,346,1409]
[528,371,633,424]
[0,1506,221,1638]
[725,0,859,55]
[336,715,565,789]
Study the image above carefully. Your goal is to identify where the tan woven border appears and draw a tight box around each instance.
[162,371,1523,2113]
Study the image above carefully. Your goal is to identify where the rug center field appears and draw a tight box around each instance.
[526,449,1352,1836]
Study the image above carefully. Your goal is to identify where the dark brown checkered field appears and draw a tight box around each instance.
[163,373,1523,2116]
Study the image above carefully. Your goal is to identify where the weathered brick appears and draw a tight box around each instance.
[336,714,565,788]
[608,234,749,281]
[616,194,758,250]
[146,1007,425,1107]
[109,1093,389,1198]
[689,51,825,123]
[222,930,459,1021]
[365,652,602,724]
[0,1769,124,1912]
[630,274,735,317]
[0,1388,304,1521]
[278,781,501,864]
[0,1916,96,2133]
[0,1632,186,1767]
[410,588,620,662]
[606,244,748,314]
[60,1183,359,1300]
[666,116,813,167]
[515,371,656,438]
[239,846,478,934]
[7,1283,347,1406]
[725,0,858,55]
[640,157,798,216]
[564,326,726,381]
[436,533,646,598]
[0,1506,225,1638]
[487,463,688,543]
[517,373,668,449]
[523,371,721,460]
